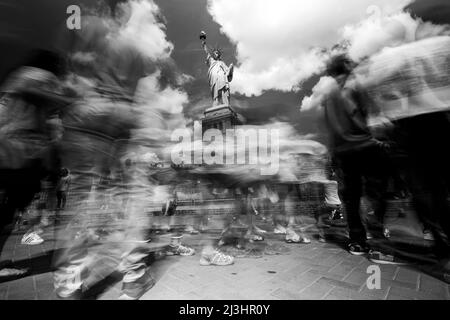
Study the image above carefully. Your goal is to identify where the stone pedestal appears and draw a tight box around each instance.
[201,104,244,135]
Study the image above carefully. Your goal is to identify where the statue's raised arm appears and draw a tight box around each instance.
[199,31,234,107]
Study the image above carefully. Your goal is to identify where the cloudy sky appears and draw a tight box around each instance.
[0,0,449,139]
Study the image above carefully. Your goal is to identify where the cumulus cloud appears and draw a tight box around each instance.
[115,0,173,61]
[206,0,422,96]
[300,14,450,112]
[135,71,189,115]
[133,71,190,151]
[299,76,338,111]
[342,9,449,60]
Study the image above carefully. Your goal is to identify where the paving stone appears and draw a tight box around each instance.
[28,245,45,257]
[419,274,448,297]
[317,276,361,291]
[297,280,334,300]
[270,288,302,300]
[291,270,323,288]
[381,278,417,290]
[386,292,410,300]
[34,277,55,293]
[12,249,30,261]
[325,287,383,300]
[157,274,199,294]
[323,292,352,300]
[180,291,204,300]
[0,285,7,300]
[307,268,344,281]
[141,283,182,300]
[359,285,390,300]
[342,269,369,289]
[328,261,356,278]
[7,277,35,292]
[275,264,311,282]
[389,286,446,300]
[395,268,420,288]
[6,280,36,300]
[184,284,223,300]
[36,289,56,300]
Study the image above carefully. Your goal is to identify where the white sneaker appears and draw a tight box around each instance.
[285,231,311,244]
[0,267,28,277]
[200,250,234,266]
[21,231,44,245]
[273,225,287,234]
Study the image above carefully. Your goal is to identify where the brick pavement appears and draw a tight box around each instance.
[0,222,449,300]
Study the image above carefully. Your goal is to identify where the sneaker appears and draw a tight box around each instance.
[199,250,234,266]
[0,267,28,278]
[54,265,88,299]
[273,225,287,234]
[285,231,311,244]
[368,250,408,265]
[119,272,156,300]
[244,233,264,242]
[423,230,435,241]
[166,244,196,256]
[21,231,44,245]
[55,288,83,300]
[348,243,369,256]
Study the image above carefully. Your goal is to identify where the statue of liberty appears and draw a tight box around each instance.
[200,31,234,107]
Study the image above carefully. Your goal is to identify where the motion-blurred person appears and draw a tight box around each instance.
[322,54,394,258]
[358,36,450,276]
[276,183,311,244]
[0,49,70,277]
[51,16,160,299]
[56,167,70,210]
[52,76,155,300]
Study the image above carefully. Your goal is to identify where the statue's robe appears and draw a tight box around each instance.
[206,55,230,104]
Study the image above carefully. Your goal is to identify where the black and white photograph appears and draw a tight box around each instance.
[0,0,449,305]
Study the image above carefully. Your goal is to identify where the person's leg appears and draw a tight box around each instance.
[52,130,111,298]
[336,153,366,247]
[61,191,67,210]
[56,191,62,210]
[398,114,450,258]
[52,175,94,298]
[362,145,390,237]
[117,181,155,299]
[282,184,310,243]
